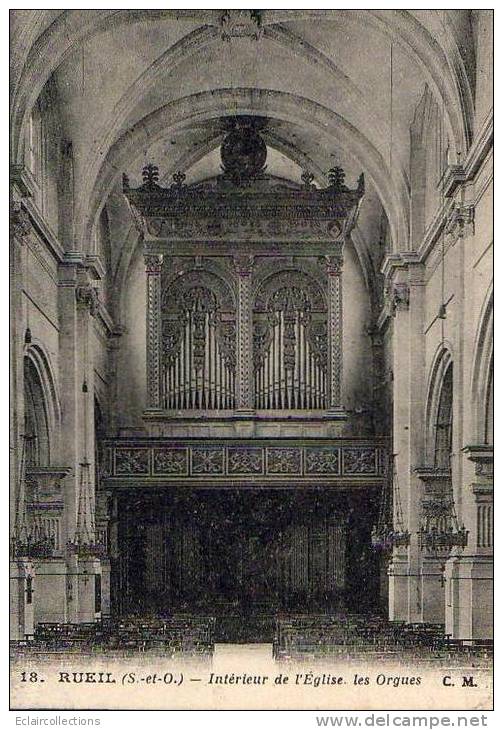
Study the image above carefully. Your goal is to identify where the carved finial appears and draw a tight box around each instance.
[141,163,160,187]
[171,171,186,189]
[357,172,365,196]
[301,170,315,189]
[327,166,346,190]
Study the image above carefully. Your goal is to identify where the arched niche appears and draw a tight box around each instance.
[471,288,493,445]
[24,356,50,466]
[425,346,454,468]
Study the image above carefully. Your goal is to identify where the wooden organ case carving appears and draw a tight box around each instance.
[123,123,364,418]
[253,270,328,409]
[161,267,237,410]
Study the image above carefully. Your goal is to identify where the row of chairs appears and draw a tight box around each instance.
[12,615,215,657]
[273,614,492,662]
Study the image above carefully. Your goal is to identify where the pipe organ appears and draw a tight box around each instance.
[161,271,237,410]
[254,273,328,410]
[123,121,364,418]
[109,122,382,630]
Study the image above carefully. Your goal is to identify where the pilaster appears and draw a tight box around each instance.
[444,446,493,639]
[234,255,254,415]
[386,256,426,623]
[326,254,344,413]
[144,253,163,409]
[58,258,101,623]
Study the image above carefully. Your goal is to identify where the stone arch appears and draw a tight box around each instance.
[11,9,471,172]
[23,344,60,466]
[80,88,410,253]
[471,286,493,444]
[425,344,454,464]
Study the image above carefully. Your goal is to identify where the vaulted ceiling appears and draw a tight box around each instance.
[11,9,477,298]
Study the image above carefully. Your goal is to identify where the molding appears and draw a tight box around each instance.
[464,110,493,183]
[10,164,36,199]
[94,301,116,338]
[84,254,106,281]
[22,197,65,263]
[440,110,493,198]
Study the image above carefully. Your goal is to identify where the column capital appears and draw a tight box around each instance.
[10,201,32,242]
[144,253,163,274]
[325,254,344,276]
[384,282,409,314]
[233,254,254,277]
[75,284,99,317]
[445,203,475,242]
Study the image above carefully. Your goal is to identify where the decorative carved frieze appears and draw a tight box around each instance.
[123,154,364,243]
[152,447,188,476]
[227,447,263,474]
[305,447,340,475]
[191,447,225,475]
[103,440,388,483]
[115,448,150,475]
[343,447,378,474]
[266,447,302,474]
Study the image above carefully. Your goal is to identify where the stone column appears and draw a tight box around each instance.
[234,255,255,415]
[447,446,493,639]
[107,326,126,435]
[58,258,81,551]
[145,253,163,409]
[10,200,31,534]
[416,468,452,624]
[386,259,426,624]
[326,254,344,414]
[10,200,39,638]
[58,262,99,623]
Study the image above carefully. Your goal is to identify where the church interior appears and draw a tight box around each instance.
[10,9,493,659]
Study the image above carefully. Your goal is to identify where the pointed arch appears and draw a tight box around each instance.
[425,344,454,465]
[471,286,493,444]
[23,343,60,466]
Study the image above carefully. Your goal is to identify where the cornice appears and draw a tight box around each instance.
[465,110,493,182]
[10,164,37,200]
[95,301,116,338]
[439,110,492,199]
[22,197,65,263]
